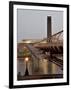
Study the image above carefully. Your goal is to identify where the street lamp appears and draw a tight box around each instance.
[25,57,29,62]
[24,57,29,76]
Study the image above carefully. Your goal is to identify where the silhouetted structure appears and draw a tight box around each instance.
[24,61,29,76]
[47,16,52,39]
[47,16,52,74]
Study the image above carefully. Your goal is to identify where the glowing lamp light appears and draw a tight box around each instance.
[25,57,29,62]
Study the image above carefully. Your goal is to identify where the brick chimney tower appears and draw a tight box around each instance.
[47,16,52,74]
[47,16,52,41]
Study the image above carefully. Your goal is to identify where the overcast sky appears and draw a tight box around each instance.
[17,9,63,42]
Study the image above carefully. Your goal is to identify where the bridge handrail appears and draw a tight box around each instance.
[33,30,63,44]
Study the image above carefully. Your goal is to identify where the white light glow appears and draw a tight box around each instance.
[25,57,29,62]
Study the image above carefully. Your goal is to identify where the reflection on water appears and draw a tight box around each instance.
[17,57,63,76]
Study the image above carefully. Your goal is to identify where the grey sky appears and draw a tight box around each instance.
[17,9,63,42]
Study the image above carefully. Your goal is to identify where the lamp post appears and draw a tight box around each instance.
[24,57,29,76]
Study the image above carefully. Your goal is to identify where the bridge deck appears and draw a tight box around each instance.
[25,44,63,69]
